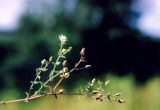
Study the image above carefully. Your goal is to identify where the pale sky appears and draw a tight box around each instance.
[0,0,26,31]
[132,0,160,38]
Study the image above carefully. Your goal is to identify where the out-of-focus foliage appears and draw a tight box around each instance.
[0,0,160,103]
[0,0,90,90]
[0,75,160,110]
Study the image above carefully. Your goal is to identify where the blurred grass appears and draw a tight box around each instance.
[0,74,160,110]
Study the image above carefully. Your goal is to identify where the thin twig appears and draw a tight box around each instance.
[69,56,85,73]
[0,92,86,105]
[0,47,90,106]
[0,56,86,105]
[52,77,64,92]
[51,56,85,92]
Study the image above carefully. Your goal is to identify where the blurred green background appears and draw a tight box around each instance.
[0,0,160,110]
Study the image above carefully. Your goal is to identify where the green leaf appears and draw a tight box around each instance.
[34,81,39,85]
[25,92,29,97]
[60,56,66,58]
[49,56,53,62]
[37,76,41,80]
[41,59,47,65]
[40,68,48,72]
[105,80,110,86]
[98,80,103,85]
[36,68,41,75]
[56,62,61,65]
[31,81,39,85]
[91,78,96,84]
[67,46,72,52]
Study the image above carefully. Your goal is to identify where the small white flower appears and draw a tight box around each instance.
[59,34,67,44]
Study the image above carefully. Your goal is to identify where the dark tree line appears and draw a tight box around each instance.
[82,0,160,83]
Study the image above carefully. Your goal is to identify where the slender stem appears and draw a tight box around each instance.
[51,57,84,92]
[34,80,50,95]
[0,92,85,105]
[28,71,41,97]
[29,60,51,97]
[49,43,63,77]
[69,56,84,73]
[35,44,63,95]
[49,56,61,77]
[52,77,63,92]
[35,69,64,95]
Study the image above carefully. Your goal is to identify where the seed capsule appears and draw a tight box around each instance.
[85,65,92,69]
[58,89,64,94]
[117,99,125,103]
[94,93,103,100]
[114,93,122,96]
[92,90,99,94]
[63,67,68,73]
[41,59,47,65]
[80,48,85,57]
[63,60,67,67]
[63,72,70,78]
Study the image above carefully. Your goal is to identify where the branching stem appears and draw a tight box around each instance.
[52,77,63,92]
[0,92,85,105]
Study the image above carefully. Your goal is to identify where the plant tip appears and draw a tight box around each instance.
[80,48,85,57]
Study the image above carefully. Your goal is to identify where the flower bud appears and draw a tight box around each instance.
[41,59,47,65]
[85,65,92,69]
[117,99,125,103]
[63,60,67,67]
[92,90,99,94]
[80,48,85,57]
[63,72,70,78]
[62,49,67,53]
[58,89,64,94]
[49,56,53,62]
[114,93,122,96]
[95,93,103,100]
[63,67,68,73]
[59,35,67,44]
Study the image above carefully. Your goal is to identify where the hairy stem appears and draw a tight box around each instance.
[28,70,41,97]
[0,92,85,105]
[52,77,63,92]
[34,44,63,95]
